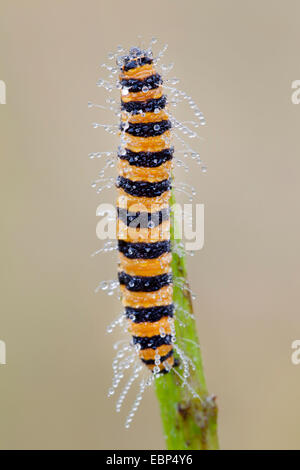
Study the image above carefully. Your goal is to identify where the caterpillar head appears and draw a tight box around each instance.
[117,47,153,72]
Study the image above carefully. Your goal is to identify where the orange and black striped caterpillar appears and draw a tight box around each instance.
[91,42,206,425]
[116,47,176,375]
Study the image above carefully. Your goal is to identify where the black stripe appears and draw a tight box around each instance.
[118,148,174,167]
[116,176,171,197]
[117,207,170,228]
[123,56,152,71]
[133,334,173,350]
[120,74,162,93]
[141,349,174,365]
[118,240,171,259]
[155,357,179,374]
[120,120,171,137]
[121,95,167,114]
[119,272,172,292]
[125,305,174,323]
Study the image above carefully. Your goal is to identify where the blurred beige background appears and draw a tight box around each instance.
[0,0,300,450]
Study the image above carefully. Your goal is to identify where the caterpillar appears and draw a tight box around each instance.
[117,47,175,375]
[90,40,206,426]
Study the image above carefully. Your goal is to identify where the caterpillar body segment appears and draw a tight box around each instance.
[117,48,175,375]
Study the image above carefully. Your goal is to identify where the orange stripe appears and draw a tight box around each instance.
[122,110,168,124]
[118,159,172,182]
[117,189,171,212]
[121,284,173,308]
[119,252,172,276]
[128,316,174,337]
[120,64,155,80]
[122,87,162,103]
[117,219,170,243]
[124,131,171,153]
[139,344,173,361]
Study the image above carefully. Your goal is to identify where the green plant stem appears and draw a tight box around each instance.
[155,192,219,450]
